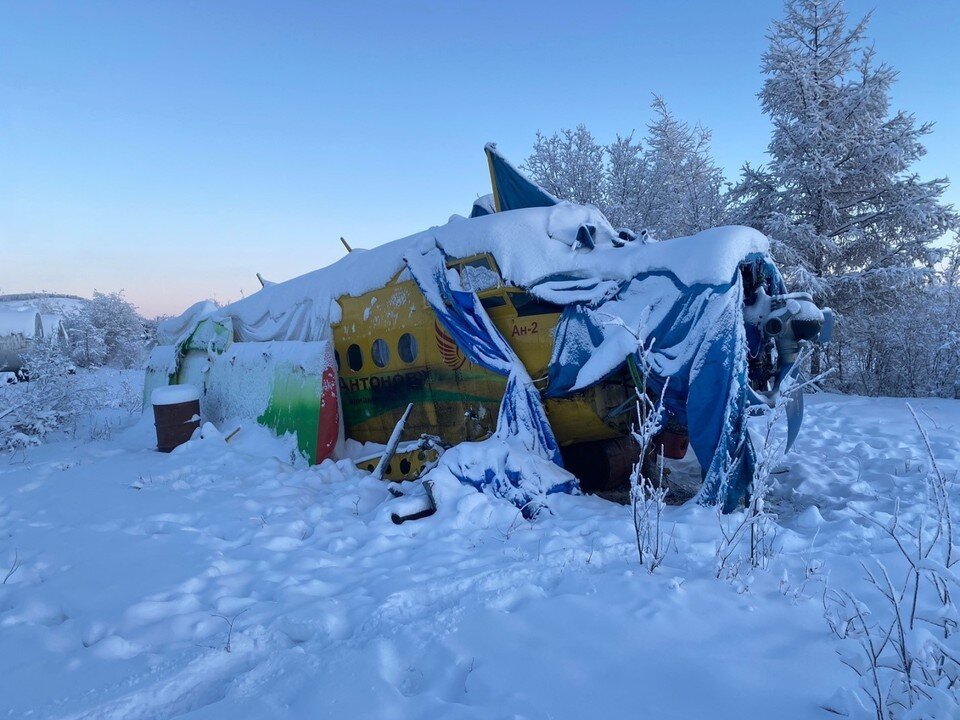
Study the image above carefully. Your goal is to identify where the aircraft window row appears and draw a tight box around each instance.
[342,333,420,373]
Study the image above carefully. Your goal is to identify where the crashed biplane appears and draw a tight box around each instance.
[146,144,830,511]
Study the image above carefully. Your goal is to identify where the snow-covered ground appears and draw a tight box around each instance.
[2,371,959,718]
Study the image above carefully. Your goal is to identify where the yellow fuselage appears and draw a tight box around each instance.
[332,254,634,454]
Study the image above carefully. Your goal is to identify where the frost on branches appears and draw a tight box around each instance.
[836,256,960,398]
[65,291,147,369]
[0,337,101,451]
[730,0,960,392]
[523,97,727,241]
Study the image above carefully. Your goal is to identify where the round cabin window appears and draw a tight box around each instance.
[347,343,363,371]
[372,338,390,368]
[398,333,419,364]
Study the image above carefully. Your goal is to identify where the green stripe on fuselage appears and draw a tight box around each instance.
[259,367,323,464]
[339,366,505,428]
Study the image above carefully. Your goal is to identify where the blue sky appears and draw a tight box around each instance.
[2,0,958,317]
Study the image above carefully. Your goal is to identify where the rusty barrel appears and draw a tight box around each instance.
[151,385,201,452]
[652,429,690,460]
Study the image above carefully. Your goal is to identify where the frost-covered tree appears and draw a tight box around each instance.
[66,304,107,368]
[523,99,727,240]
[641,96,727,240]
[604,132,649,232]
[66,291,146,369]
[730,0,958,309]
[524,125,605,206]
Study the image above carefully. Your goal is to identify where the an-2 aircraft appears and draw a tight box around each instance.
[147,144,828,500]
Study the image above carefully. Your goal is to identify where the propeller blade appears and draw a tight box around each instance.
[785,385,804,452]
[818,308,834,345]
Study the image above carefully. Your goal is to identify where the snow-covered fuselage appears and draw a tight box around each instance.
[146,200,825,497]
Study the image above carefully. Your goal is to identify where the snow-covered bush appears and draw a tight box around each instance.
[0,337,102,451]
[65,291,146,369]
[629,348,670,574]
[830,281,960,398]
[715,375,791,582]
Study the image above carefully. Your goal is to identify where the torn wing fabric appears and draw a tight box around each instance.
[544,268,760,512]
[684,281,757,512]
[404,244,574,508]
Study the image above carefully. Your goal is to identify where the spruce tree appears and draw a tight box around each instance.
[731,0,958,310]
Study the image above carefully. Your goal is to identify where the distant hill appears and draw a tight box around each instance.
[0,293,89,316]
